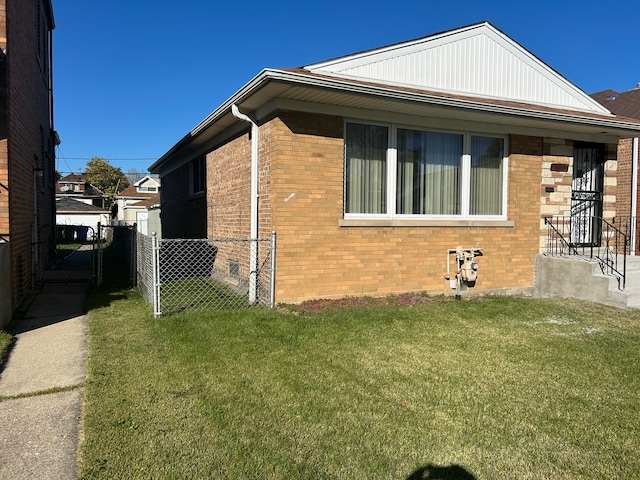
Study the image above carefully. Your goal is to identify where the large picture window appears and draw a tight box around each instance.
[344,122,506,219]
[397,129,462,215]
[345,123,388,214]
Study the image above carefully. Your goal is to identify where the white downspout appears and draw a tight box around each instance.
[632,137,639,255]
[231,104,259,302]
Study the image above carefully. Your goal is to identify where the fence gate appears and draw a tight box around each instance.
[570,142,604,247]
[97,223,137,289]
[40,224,97,285]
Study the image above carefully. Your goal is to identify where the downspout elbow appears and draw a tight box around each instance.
[231,104,253,125]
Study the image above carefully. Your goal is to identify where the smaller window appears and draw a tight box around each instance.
[190,155,206,195]
[229,260,240,280]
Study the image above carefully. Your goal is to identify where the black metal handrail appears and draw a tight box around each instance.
[544,216,629,289]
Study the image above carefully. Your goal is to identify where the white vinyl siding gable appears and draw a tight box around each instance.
[307,23,610,114]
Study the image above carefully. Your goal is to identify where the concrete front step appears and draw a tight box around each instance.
[535,254,640,309]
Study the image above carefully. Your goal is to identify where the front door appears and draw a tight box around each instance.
[571,142,604,247]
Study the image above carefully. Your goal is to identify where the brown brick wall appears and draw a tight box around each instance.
[262,113,542,303]
[615,137,638,250]
[616,138,633,221]
[191,110,626,305]
[1,0,56,314]
[160,161,207,239]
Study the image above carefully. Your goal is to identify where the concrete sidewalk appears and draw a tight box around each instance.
[0,285,88,480]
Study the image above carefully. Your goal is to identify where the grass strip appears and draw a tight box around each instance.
[80,291,640,479]
[0,330,13,371]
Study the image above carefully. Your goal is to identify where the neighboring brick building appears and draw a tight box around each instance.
[0,0,57,327]
[591,87,640,252]
[151,22,640,304]
[56,173,106,208]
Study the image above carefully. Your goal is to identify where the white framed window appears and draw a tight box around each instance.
[137,185,158,193]
[189,155,206,195]
[344,121,507,220]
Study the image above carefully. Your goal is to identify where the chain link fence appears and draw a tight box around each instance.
[137,233,276,317]
[97,224,137,289]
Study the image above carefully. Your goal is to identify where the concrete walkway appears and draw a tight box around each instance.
[0,285,88,480]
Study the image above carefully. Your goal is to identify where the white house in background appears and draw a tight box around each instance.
[113,176,161,226]
[56,197,110,241]
[133,194,162,236]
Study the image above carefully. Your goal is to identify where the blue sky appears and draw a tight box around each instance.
[53,0,639,176]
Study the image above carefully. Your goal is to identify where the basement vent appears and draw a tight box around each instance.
[229,260,240,280]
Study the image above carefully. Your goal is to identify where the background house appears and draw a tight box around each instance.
[151,22,640,305]
[591,86,640,253]
[56,173,107,208]
[55,197,110,242]
[130,194,161,236]
[112,176,161,230]
[0,0,57,327]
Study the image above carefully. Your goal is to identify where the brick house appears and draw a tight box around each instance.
[591,87,640,253]
[56,173,106,208]
[151,22,640,305]
[0,0,57,327]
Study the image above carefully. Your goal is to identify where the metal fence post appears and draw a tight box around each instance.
[130,224,137,286]
[249,238,258,303]
[152,232,161,317]
[270,231,277,308]
[96,222,102,287]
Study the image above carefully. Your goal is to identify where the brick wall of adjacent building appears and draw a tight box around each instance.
[160,160,207,239]
[0,0,56,323]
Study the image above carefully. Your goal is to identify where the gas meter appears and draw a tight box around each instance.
[444,247,483,299]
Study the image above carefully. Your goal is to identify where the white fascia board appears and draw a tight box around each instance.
[190,69,274,136]
[150,71,271,173]
[262,69,640,134]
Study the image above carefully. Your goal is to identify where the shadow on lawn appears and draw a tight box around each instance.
[406,463,476,480]
[86,288,130,310]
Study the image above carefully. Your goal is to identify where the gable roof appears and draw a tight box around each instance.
[55,197,109,213]
[133,175,161,188]
[59,173,87,183]
[151,22,640,175]
[115,185,158,199]
[305,22,608,115]
[131,193,161,209]
[591,87,640,120]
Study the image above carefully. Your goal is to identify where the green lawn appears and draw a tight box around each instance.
[0,330,12,370]
[80,290,640,479]
[55,242,84,260]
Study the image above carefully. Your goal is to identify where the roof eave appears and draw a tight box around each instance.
[151,69,640,173]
